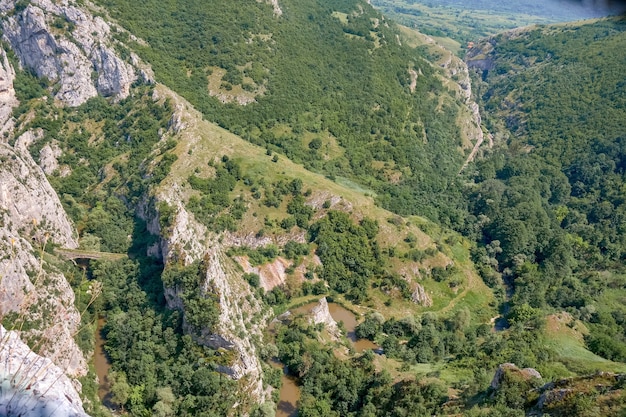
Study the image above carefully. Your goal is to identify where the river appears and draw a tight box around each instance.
[275,300,378,416]
[94,318,113,406]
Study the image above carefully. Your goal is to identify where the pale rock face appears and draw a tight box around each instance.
[411,283,433,307]
[38,141,62,175]
[0,325,89,417]
[190,247,266,395]
[490,363,542,390]
[147,191,269,401]
[309,297,341,339]
[138,86,271,403]
[3,131,77,248]
[1,0,150,106]
[0,47,17,130]
[0,136,86,377]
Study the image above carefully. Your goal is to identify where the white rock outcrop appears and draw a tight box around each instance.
[0,135,86,377]
[146,178,269,401]
[1,0,151,106]
[490,363,542,390]
[411,283,433,307]
[0,325,89,417]
[309,297,341,339]
[38,141,62,175]
[0,46,17,131]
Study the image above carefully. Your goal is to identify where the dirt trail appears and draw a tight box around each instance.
[438,266,480,314]
[459,132,484,173]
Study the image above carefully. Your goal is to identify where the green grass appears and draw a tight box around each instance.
[334,176,377,197]
[154,84,497,323]
[544,314,626,373]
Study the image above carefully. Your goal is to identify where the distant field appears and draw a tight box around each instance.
[371,0,608,49]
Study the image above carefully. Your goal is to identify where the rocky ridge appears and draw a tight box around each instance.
[0,133,87,377]
[0,0,153,106]
[0,47,86,377]
[144,86,271,402]
[152,199,269,401]
[0,47,17,129]
[406,29,485,152]
[0,325,89,417]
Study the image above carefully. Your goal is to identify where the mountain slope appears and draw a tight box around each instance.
[466,17,626,375]
[0,1,625,416]
[93,0,483,224]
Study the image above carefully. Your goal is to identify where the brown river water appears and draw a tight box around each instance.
[94,318,113,405]
[275,301,378,417]
[93,302,375,416]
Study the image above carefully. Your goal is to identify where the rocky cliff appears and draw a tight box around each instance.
[0,39,87,378]
[152,200,269,401]
[0,0,152,106]
[0,131,87,377]
[0,325,89,417]
[143,86,271,402]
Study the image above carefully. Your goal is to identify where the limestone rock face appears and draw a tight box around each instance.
[309,297,339,333]
[1,0,152,106]
[490,363,542,390]
[411,283,433,306]
[2,130,77,248]
[0,46,17,130]
[38,141,62,175]
[158,223,268,400]
[0,134,86,377]
[0,325,89,417]
[142,119,270,402]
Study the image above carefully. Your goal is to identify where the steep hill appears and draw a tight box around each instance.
[465,16,626,388]
[93,0,483,224]
[0,1,625,416]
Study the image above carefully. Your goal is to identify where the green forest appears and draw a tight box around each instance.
[96,0,470,226]
[467,18,626,364]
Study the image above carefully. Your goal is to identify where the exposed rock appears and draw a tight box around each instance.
[0,46,17,131]
[309,297,341,339]
[144,175,269,402]
[1,0,151,106]
[224,232,273,249]
[38,141,62,175]
[491,363,542,390]
[235,255,295,292]
[0,325,90,417]
[2,131,77,248]
[536,372,625,411]
[536,388,573,410]
[0,137,86,377]
[408,68,418,93]
[186,247,267,399]
[411,283,433,307]
[259,0,282,16]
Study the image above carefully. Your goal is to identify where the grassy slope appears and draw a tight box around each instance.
[154,83,495,323]
[544,313,626,373]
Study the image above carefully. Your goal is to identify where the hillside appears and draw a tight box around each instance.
[462,17,626,412]
[0,1,625,417]
[92,0,484,225]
